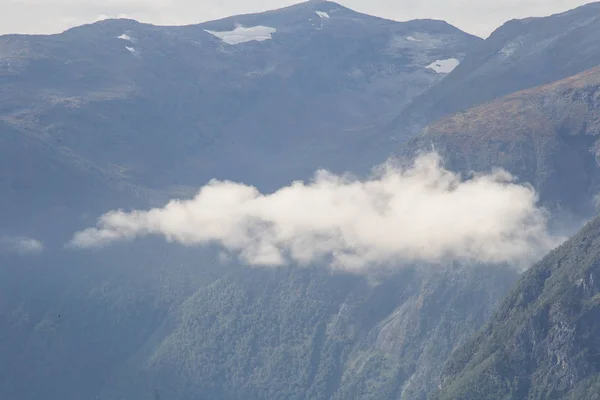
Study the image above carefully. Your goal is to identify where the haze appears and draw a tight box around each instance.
[0,0,595,37]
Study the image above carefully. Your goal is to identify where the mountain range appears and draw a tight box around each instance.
[3,1,600,400]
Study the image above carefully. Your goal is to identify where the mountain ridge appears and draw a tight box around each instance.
[389,0,600,139]
[0,0,480,203]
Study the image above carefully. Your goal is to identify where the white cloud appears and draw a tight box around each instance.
[0,0,594,37]
[95,12,130,22]
[70,153,562,272]
[1,236,44,255]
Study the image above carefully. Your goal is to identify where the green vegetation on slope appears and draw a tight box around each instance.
[96,264,517,400]
[436,216,600,400]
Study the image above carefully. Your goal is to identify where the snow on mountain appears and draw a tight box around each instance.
[204,25,277,45]
[425,58,460,73]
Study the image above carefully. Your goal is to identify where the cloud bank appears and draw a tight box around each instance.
[1,236,45,255]
[70,153,562,272]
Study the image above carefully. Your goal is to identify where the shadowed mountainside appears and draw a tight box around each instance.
[435,215,600,400]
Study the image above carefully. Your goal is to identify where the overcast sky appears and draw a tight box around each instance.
[1,0,595,37]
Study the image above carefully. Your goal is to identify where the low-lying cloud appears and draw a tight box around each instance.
[70,153,562,272]
[1,236,45,255]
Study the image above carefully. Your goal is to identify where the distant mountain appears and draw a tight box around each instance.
[435,215,600,400]
[0,0,479,203]
[391,1,600,138]
[401,65,600,221]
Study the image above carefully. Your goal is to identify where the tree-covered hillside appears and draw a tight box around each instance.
[97,264,517,400]
[435,216,600,400]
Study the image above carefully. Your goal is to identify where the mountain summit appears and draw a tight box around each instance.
[0,0,480,237]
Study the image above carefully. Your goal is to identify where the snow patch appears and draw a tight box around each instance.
[425,58,460,74]
[125,46,136,53]
[204,25,276,45]
[316,11,330,19]
[118,33,132,42]
[405,36,421,42]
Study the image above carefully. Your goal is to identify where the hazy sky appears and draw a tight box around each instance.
[0,0,595,37]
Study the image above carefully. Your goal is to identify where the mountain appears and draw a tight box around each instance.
[0,246,518,400]
[435,214,600,400]
[0,0,480,202]
[401,65,600,221]
[0,3,500,400]
[4,2,600,400]
[390,1,600,138]
[77,264,518,400]
[0,243,232,400]
[0,118,153,243]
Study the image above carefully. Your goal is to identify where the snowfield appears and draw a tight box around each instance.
[205,26,277,45]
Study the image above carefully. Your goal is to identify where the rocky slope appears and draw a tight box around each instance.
[435,215,600,400]
[402,65,600,220]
